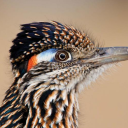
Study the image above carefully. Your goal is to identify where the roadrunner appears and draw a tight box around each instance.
[0,21,128,128]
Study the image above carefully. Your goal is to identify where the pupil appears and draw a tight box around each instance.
[60,53,65,59]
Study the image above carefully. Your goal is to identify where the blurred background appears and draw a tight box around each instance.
[0,0,128,128]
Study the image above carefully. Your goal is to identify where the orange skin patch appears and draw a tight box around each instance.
[27,55,37,71]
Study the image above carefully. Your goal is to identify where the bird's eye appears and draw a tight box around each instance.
[55,50,70,61]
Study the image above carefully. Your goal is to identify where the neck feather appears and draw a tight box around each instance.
[21,89,79,128]
[0,76,26,127]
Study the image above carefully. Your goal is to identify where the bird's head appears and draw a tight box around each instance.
[10,21,128,93]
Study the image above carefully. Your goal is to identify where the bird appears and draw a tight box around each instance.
[0,21,128,128]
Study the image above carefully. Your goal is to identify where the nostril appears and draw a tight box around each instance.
[98,49,106,56]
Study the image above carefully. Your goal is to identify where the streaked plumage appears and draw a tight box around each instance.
[0,21,128,128]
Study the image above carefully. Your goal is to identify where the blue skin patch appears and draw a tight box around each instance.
[37,48,58,62]
[37,48,72,63]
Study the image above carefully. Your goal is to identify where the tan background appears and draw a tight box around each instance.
[0,0,128,128]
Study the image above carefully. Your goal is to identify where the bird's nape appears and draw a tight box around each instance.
[0,21,128,128]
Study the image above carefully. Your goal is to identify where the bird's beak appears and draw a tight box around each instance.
[83,47,128,67]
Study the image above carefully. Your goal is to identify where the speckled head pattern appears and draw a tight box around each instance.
[10,21,95,69]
